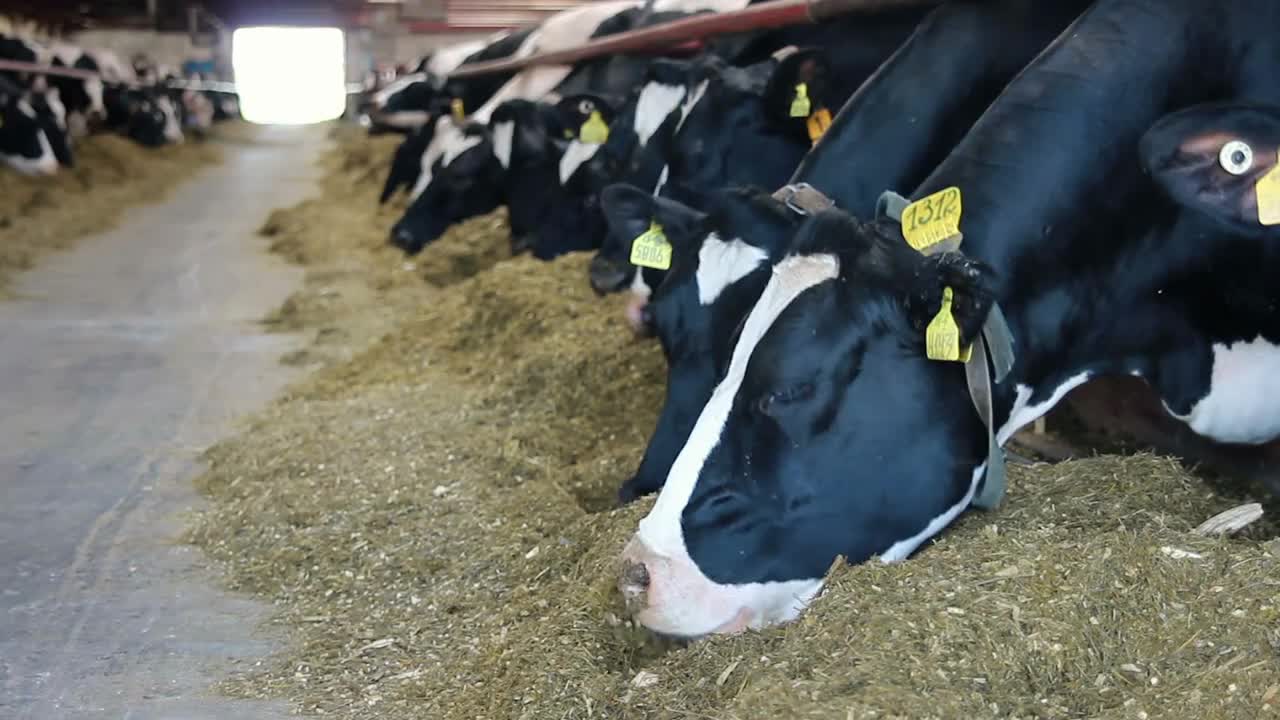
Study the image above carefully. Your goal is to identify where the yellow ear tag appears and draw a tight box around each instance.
[806,107,832,144]
[629,221,672,270]
[1255,150,1280,225]
[902,186,963,253]
[450,98,465,122]
[926,287,973,363]
[579,110,610,144]
[789,83,811,118]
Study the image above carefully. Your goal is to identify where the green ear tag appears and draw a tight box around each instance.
[790,83,811,118]
[926,287,972,363]
[579,110,610,144]
[629,221,672,270]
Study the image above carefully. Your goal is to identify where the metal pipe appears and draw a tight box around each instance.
[447,0,941,79]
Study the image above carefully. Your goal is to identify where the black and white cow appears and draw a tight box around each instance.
[0,74,59,175]
[602,0,1095,504]
[616,0,1280,639]
[389,0,754,254]
[579,9,928,304]
[376,28,541,206]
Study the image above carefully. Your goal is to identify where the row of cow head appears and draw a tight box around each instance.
[367,0,1280,641]
[0,32,237,176]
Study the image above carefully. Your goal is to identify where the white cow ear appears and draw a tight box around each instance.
[1141,102,1280,233]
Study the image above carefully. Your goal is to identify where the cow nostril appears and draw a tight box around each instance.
[620,559,650,597]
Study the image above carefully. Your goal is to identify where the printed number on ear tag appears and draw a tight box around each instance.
[902,186,963,253]
[807,108,832,144]
[630,221,672,271]
[450,98,465,122]
[926,287,972,363]
[1255,150,1280,226]
[790,83,811,119]
[579,110,610,144]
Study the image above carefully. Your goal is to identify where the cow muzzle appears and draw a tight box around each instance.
[588,254,632,296]
[617,536,755,638]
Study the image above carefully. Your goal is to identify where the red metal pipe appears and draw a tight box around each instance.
[447,0,941,79]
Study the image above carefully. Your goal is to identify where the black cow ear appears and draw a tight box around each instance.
[763,48,831,129]
[904,251,998,348]
[1141,102,1280,234]
[601,184,657,246]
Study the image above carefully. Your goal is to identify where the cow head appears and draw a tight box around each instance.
[596,183,709,333]
[391,120,503,255]
[0,84,58,176]
[618,210,1000,638]
[590,53,817,304]
[1140,101,1280,238]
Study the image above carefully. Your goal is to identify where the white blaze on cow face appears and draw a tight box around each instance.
[558,139,602,184]
[624,253,839,637]
[634,80,686,148]
[425,41,487,79]
[372,72,427,109]
[157,96,184,144]
[5,102,59,176]
[442,132,483,166]
[652,79,709,196]
[411,116,461,199]
[491,119,515,169]
[695,232,768,306]
[1169,336,1280,444]
[43,87,67,131]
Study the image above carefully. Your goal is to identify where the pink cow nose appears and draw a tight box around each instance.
[618,557,650,612]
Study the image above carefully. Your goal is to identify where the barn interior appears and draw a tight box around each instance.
[1,2,1277,719]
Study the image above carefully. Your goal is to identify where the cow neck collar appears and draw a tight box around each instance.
[877,189,1016,511]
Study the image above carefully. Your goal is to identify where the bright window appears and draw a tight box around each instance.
[232,27,346,125]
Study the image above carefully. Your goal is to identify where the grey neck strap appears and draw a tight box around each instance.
[878,190,1015,510]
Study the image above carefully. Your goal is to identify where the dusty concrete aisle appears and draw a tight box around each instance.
[0,124,327,719]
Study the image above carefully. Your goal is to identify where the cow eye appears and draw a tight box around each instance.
[578,99,594,115]
[756,382,815,417]
[1219,140,1253,175]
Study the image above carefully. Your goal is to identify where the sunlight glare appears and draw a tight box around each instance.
[233,27,346,125]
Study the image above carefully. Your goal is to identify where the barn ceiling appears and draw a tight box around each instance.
[0,0,599,33]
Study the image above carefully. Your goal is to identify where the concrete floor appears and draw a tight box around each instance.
[0,124,326,719]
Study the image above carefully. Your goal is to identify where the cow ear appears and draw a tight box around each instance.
[763,48,831,129]
[903,250,998,348]
[601,183,706,248]
[601,184,657,245]
[1141,102,1280,234]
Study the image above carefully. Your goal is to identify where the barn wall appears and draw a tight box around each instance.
[344,29,492,80]
[70,29,232,78]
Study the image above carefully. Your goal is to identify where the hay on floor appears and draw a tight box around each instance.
[0,131,223,295]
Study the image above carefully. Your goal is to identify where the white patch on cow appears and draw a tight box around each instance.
[630,253,839,637]
[652,164,670,195]
[84,76,105,118]
[634,81,686,148]
[674,78,709,134]
[156,96,184,144]
[492,119,515,169]
[1166,336,1280,444]
[442,133,482,166]
[653,0,750,11]
[43,87,66,130]
[996,372,1092,446]
[629,262,652,300]
[379,110,432,129]
[426,40,487,78]
[652,79,707,194]
[880,463,984,562]
[373,72,427,108]
[16,98,36,119]
[5,130,58,176]
[695,233,768,306]
[558,140,601,184]
[411,116,460,199]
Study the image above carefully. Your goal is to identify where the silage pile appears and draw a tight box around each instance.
[190,126,1280,720]
[0,131,222,295]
